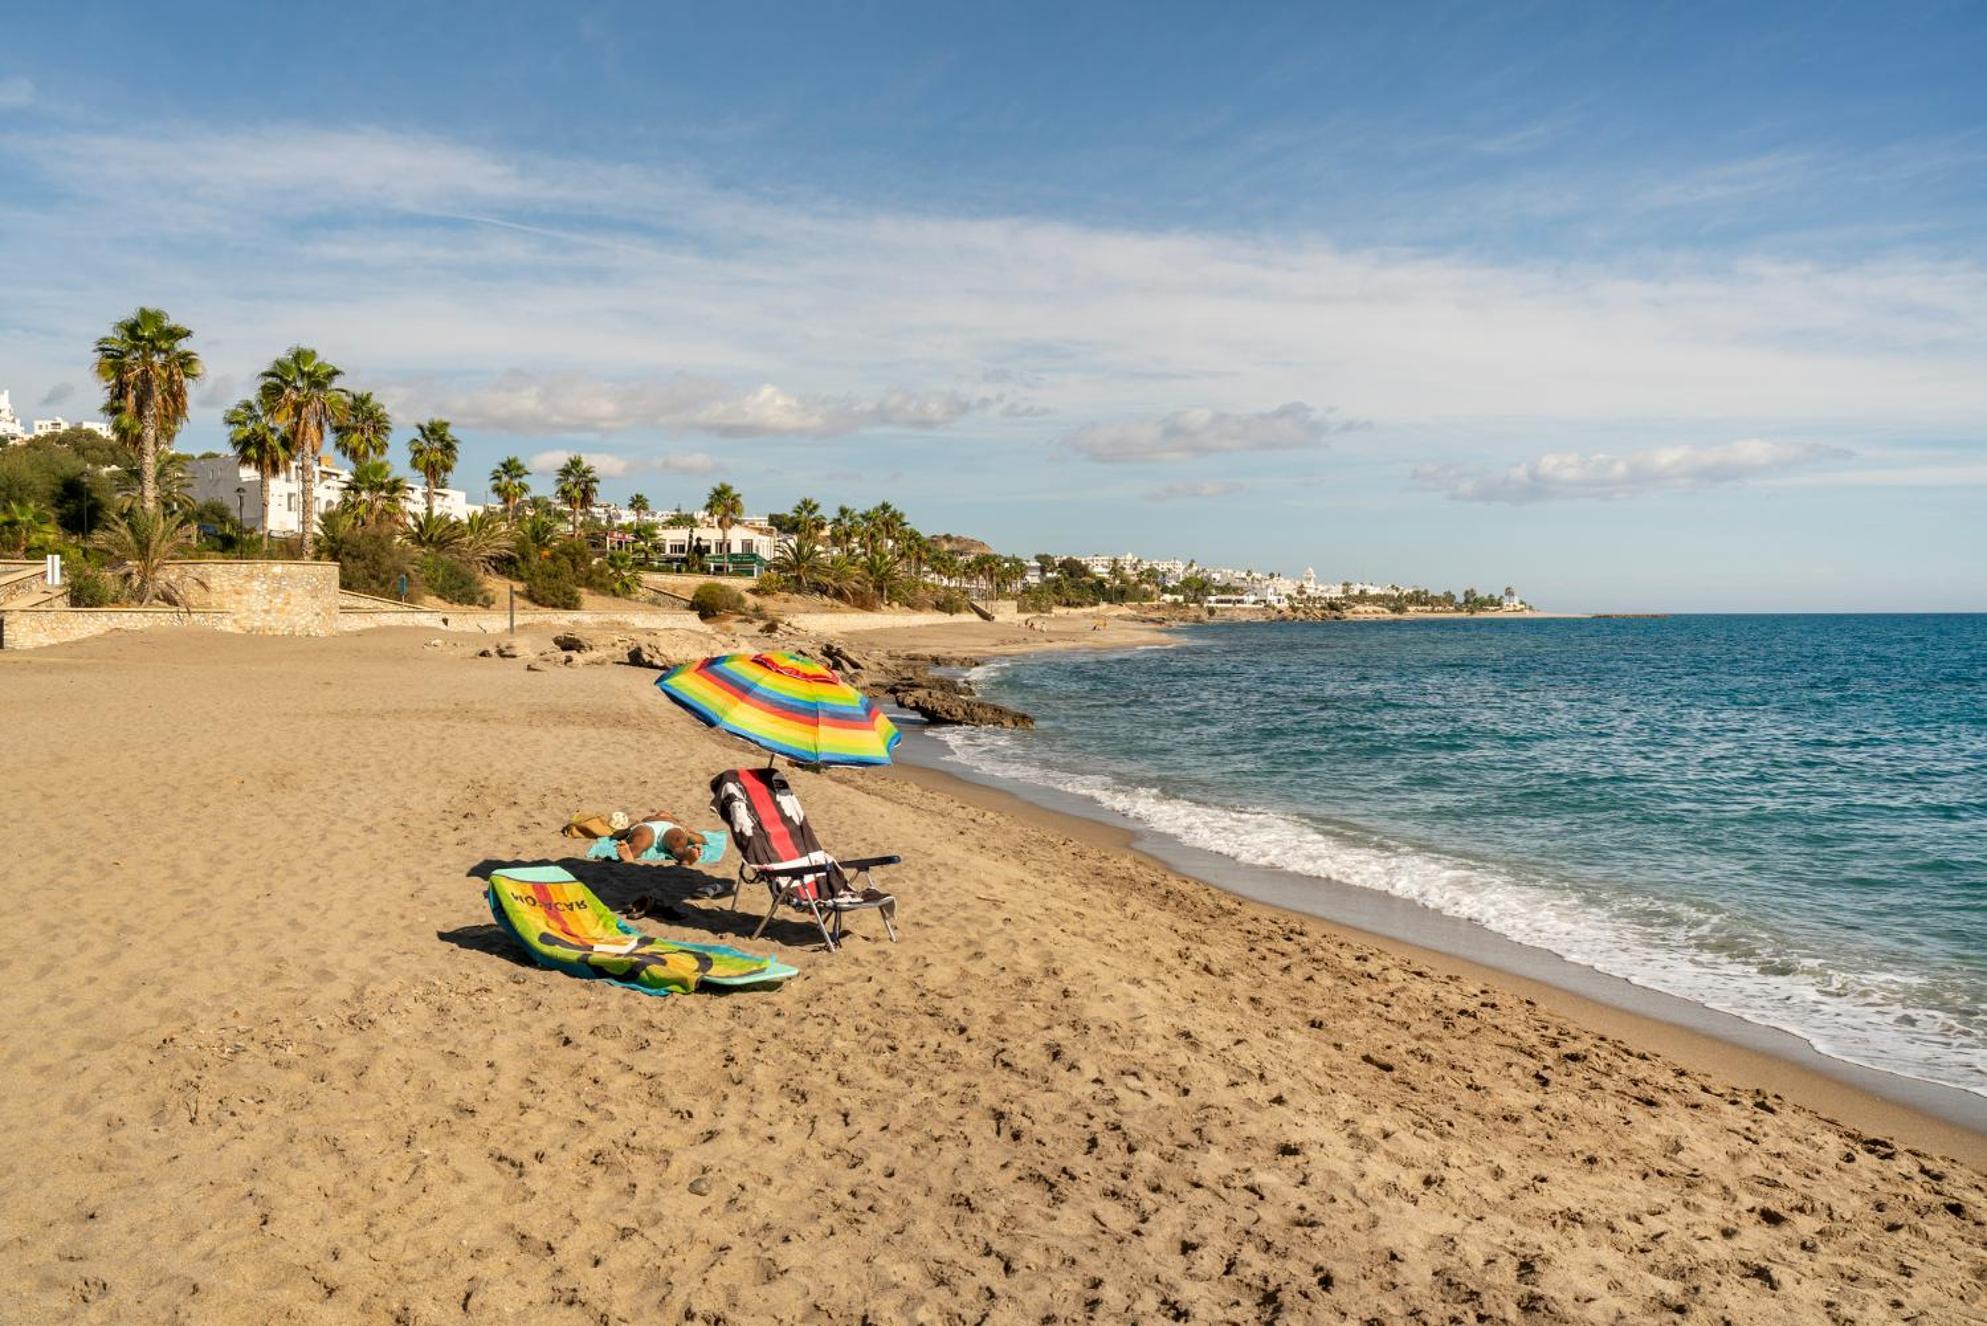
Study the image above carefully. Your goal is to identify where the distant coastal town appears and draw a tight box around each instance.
[3,335,1526,627]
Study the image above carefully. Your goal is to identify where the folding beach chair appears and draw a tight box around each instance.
[709,767,901,951]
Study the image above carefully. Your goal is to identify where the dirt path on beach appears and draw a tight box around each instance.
[1,627,1982,1324]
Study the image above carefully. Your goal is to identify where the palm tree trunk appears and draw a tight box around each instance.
[298,450,315,559]
[426,477,437,518]
[139,385,159,515]
[259,474,273,557]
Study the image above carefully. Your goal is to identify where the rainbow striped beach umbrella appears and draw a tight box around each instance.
[655,650,901,767]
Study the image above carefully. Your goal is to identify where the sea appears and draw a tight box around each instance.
[924,616,1987,1104]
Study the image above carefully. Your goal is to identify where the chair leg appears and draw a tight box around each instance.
[808,898,837,952]
[752,886,781,940]
[878,900,898,943]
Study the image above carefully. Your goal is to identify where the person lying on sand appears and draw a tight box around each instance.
[614,813,703,866]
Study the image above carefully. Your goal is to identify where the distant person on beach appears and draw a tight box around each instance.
[615,813,702,866]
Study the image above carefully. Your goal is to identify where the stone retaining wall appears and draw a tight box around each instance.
[0,559,337,650]
[0,606,235,651]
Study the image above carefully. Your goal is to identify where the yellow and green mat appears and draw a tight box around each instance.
[486,865,795,996]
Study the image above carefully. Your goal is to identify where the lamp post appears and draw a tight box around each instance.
[235,487,246,560]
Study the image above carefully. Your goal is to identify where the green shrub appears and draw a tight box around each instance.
[551,538,616,594]
[521,555,582,609]
[336,528,421,600]
[417,552,495,606]
[934,587,970,615]
[691,580,748,619]
[750,571,789,596]
[66,561,121,607]
[1016,586,1056,614]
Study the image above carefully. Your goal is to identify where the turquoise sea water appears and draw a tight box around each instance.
[934,616,1987,1097]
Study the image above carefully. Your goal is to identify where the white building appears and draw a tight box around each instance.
[32,416,114,438]
[187,455,473,533]
[0,391,23,443]
[653,518,777,568]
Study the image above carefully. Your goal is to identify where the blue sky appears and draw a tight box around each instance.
[3,2,1984,609]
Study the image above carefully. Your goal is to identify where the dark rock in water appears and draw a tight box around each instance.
[895,687,1033,728]
[890,672,974,700]
[897,651,983,668]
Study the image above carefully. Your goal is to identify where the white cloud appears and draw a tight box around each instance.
[1069,403,1350,463]
[0,77,31,110]
[1413,438,1852,503]
[528,449,629,477]
[5,121,1987,487]
[1146,480,1245,501]
[385,371,1003,438]
[525,448,718,478]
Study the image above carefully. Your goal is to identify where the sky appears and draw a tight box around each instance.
[2,1,1984,611]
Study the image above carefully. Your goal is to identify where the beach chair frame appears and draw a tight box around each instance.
[711,767,902,952]
[734,854,901,951]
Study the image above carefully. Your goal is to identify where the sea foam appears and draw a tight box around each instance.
[935,723,1987,1099]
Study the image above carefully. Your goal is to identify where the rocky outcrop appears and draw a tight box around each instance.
[894,687,1034,729]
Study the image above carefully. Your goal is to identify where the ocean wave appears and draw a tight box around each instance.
[934,725,1987,1099]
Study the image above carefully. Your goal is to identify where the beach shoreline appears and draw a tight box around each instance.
[844,617,1987,1163]
[884,747,1987,1166]
[3,622,1983,1323]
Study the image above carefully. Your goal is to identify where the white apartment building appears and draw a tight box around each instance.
[0,391,23,442]
[187,455,474,533]
[652,519,777,565]
[33,416,113,438]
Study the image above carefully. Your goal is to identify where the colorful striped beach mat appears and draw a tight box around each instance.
[486,865,796,996]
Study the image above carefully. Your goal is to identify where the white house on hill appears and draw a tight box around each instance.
[187,456,475,534]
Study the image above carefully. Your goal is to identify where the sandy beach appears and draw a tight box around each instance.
[3,623,1984,1324]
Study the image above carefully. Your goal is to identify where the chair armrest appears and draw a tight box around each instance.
[841,855,902,871]
[752,861,834,880]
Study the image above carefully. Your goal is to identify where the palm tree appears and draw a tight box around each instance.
[828,505,859,551]
[407,418,460,518]
[771,533,827,593]
[115,452,193,515]
[334,391,392,466]
[490,456,530,518]
[513,510,565,563]
[705,482,744,540]
[555,455,599,537]
[258,347,349,559]
[824,550,864,604]
[340,459,413,525]
[0,500,60,556]
[405,511,464,552]
[93,509,202,605]
[315,505,361,560]
[457,510,515,573]
[225,398,292,551]
[788,496,823,539]
[861,547,903,604]
[93,307,203,515]
[627,493,651,518]
[898,529,931,583]
[926,546,961,586]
